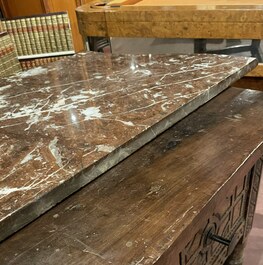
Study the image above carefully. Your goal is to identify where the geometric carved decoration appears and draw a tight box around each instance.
[244,158,263,239]
[179,157,263,265]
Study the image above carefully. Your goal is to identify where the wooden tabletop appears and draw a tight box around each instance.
[76,0,263,39]
[1,87,263,264]
[108,0,263,6]
[76,0,263,77]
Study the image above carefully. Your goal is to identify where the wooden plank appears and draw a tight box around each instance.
[77,6,263,23]
[76,1,263,77]
[246,64,263,77]
[131,0,263,6]
[233,76,263,91]
[105,21,263,39]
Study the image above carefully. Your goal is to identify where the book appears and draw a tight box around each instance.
[62,13,74,51]
[45,15,57,53]
[1,20,7,31]
[15,19,28,55]
[0,20,3,32]
[3,21,15,51]
[24,18,37,55]
[20,18,33,55]
[36,16,47,53]
[10,20,22,56]
[52,14,63,52]
[40,16,52,53]
[20,55,69,70]
[57,13,68,51]
[30,17,42,54]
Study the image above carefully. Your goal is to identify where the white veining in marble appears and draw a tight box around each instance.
[0,52,257,241]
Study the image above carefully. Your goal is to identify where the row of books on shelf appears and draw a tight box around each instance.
[1,12,74,57]
[20,55,70,70]
[0,32,21,78]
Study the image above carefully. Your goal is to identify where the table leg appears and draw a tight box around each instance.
[87,36,111,52]
[194,39,207,53]
[81,34,88,51]
[224,239,246,265]
[251,40,263,62]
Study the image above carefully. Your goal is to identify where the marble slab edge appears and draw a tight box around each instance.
[0,58,257,242]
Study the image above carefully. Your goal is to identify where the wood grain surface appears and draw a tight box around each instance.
[76,0,263,77]
[109,0,263,6]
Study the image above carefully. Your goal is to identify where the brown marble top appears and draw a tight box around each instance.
[0,52,256,241]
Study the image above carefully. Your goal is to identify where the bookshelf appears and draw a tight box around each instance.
[0,0,93,52]
[1,12,75,56]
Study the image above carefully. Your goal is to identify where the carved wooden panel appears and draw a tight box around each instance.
[179,162,257,265]
[244,158,263,239]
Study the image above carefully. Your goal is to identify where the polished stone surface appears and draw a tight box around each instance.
[0,52,256,241]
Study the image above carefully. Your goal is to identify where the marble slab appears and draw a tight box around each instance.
[0,52,256,241]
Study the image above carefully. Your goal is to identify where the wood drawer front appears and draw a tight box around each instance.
[179,159,263,265]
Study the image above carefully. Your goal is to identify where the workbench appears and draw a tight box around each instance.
[76,0,263,78]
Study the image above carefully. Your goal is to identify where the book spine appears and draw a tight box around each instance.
[36,16,47,53]
[30,59,36,68]
[27,61,31,70]
[28,60,32,69]
[1,20,7,31]
[10,20,22,56]
[62,13,74,51]
[34,58,38,67]
[26,60,30,69]
[4,21,11,36]
[20,60,26,70]
[55,14,65,51]
[4,21,16,53]
[46,15,58,52]
[15,19,28,56]
[21,60,31,70]
[30,17,42,54]
[20,18,33,55]
[0,20,3,32]
[40,16,52,53]
[25,18,37,54]
[22,60,27,70]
